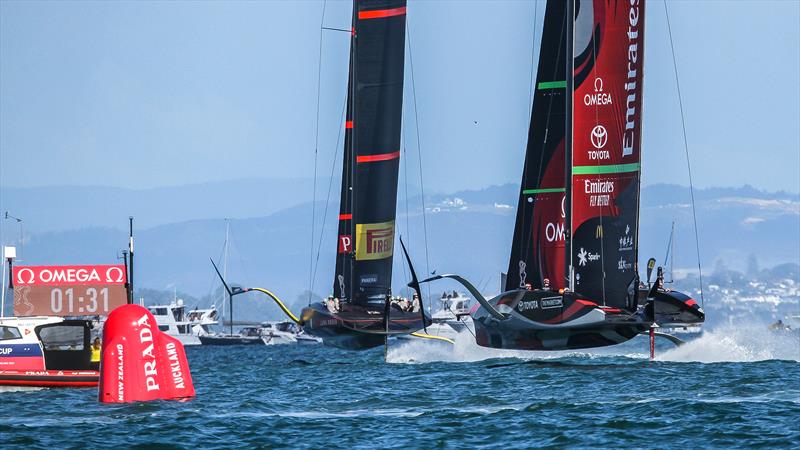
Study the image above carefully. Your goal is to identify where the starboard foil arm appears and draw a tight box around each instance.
[418,274,506,320]
[640,331,686,347]
[247,287,302,325]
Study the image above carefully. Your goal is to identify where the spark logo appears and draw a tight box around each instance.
[355,220,395,261]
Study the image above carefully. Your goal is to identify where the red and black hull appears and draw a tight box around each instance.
[475,315,649,351]
[301,302,429,351]
[473,287,704,350]
[639,289,706,327]
[473,289,649,350]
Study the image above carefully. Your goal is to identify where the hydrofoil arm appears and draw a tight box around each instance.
[209,258,302,325]
[248,287,302,325]
[410,332,454,344]
[640,331,686,347]
[418,274,506,320]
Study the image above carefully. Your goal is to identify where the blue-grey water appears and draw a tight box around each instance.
[2,325,799,448]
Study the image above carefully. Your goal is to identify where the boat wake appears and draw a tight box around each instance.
[389,322,800,364]
[657,324,800,363]
[387,332,646,364]
[0,385,46,393]
[387,332,530,363]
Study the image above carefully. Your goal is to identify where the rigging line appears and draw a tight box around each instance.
[229,224,254,293]
[322,26,351,33]
[310,94,349,297]
[402,142,411,298]
[663,220,676,283]
[401,28,412,299]
[445,303,476,340]
[528,0,540,113]
[662,221,674,274]
[406,20,433,308]
[400,144,411,299]
[401,106,411,253]
[205,227,230,309]
[309,0,328,303]
[664,0,705,306]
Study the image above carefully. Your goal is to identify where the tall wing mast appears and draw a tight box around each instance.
[333,0,408,305]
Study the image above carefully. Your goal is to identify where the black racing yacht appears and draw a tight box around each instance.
[421,0,703,351]
[301,0,432,350]
[219,0,431,350]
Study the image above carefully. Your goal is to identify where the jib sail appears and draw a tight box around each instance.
[333,0,407,305]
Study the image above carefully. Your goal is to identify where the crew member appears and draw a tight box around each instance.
[90,337,101,370]
[411,293,420,312]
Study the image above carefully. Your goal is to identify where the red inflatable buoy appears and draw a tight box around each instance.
[99,304,195,403]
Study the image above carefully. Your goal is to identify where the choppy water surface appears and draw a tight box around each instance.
[2,324,799,448]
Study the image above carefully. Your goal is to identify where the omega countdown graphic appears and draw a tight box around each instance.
[12,264,128,316]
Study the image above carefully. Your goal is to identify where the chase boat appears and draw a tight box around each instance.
[260,321,322,345]
[0,316,99,387]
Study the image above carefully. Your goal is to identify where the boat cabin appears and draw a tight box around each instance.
[0,316,95,371]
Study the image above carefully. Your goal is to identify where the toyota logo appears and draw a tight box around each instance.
[590,125,607,149]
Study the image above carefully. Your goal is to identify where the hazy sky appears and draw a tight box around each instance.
[1,0,798,194]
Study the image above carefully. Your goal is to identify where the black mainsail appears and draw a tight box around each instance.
[505,1,570,294]
[334,0,406,306]
[288,0,432,350]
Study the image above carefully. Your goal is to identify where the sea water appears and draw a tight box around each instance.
[2,324,798,448]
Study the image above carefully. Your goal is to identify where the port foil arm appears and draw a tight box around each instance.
[418,274,506,320]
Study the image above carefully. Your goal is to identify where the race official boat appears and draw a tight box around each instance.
[0,316,99,387]
[421,0,703,351]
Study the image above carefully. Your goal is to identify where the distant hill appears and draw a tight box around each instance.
[6,183,799,321]
[0,177,325,232]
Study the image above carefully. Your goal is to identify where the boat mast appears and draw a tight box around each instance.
[564,0,575,291]
[223,220,231,335]
[669,220,676,283]
[347,0,358,303]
